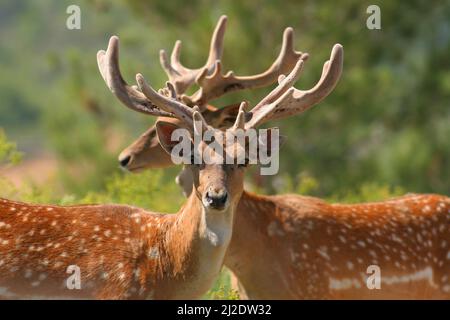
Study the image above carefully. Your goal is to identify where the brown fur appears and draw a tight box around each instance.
[0,196,219,299]
[226,192,450,299]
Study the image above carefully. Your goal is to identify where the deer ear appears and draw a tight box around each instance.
[155,121,185,155]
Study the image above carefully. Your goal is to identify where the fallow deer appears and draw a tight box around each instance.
[116,23,450,299]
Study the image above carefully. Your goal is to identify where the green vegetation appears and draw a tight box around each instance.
[0,0,448,299]
[0,129,22,166]
[205,269,240,300]
[0,130,22,199]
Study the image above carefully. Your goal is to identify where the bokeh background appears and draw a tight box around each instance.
[1,0,449,298]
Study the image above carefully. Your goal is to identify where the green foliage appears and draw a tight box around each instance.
[0,129,22,199]
[327,182,405,204]
[259,171,404,204]
[80,169,183,212]
[0,178,17,200]
[268,172,320,195]
[16,183,58,205]
[205,269,240,300]
[0,129,22,165]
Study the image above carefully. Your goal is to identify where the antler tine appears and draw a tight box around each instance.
[159,15,227,96]
[136,73,209,130]
[249,58,306,114]
[97,36,172,117]
[245,44,344,129]
[232,102,248,130]
[193,15,227,72]
[183,27,308,108]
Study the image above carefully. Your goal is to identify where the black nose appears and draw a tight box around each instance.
[119,155,131,167]
[205,190,228,210]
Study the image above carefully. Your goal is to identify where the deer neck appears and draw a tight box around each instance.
[224,191,293,298]
[226,191,274,255]
[163,190,236,298]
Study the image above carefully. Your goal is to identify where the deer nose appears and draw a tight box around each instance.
[119,155,131,168]
[205,188,228,210]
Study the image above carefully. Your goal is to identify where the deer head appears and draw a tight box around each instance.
[155,109,252,212]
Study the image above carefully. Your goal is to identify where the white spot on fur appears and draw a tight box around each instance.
[329,277,361,290]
